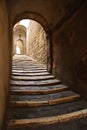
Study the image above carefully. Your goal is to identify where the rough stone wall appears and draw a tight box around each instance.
[26,20,47,64]
[52,1,87,99]
[0,0,10,129]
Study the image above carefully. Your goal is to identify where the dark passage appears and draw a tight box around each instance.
[6,55,87,130]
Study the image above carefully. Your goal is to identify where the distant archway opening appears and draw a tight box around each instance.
[12,12,52,72]
[16,46,20,54]
[16,39,24,54]
[13,19,49,66]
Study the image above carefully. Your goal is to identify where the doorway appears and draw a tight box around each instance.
[16,39,24,55]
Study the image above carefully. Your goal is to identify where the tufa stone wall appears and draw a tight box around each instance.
[26,20,48,64]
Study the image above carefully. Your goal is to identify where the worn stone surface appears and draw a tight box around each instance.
[10,90,77,101]
[11,75,55,81]
[26,20,48,65]
[11,86,68,95]
[7,118,87,130]
[6,55,87,130]
[7,100,87,119]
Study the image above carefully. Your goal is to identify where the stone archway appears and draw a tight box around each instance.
[12,12,52,73]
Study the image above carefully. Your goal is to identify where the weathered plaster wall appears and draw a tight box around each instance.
[52,1,87,99]
[0,0,10,129]
[26,20,47,64]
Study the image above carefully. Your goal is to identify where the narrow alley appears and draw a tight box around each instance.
[0,1,87,130]
[6,55,87,130]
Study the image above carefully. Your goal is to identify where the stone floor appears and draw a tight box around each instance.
[6,55,87,130]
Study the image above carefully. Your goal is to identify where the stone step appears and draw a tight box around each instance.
[11,79,61,86]
[12,65,46,68]
[12,68,47,71]
[12,62,46,65]
[11,86,69,95]
[10,94,80,107]
[10,90,76,101]
[11,75,55,81]
[12,69,47,73]
[6,55,87,130]
[12,62,46,66]
[12,72,50,76]
[7,109,87,128]
[12,64,46,67]
[12,67,46,69]
[7,100,87,119]
[11,84,67,90]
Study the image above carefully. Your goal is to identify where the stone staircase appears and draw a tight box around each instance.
[6,55,87,130]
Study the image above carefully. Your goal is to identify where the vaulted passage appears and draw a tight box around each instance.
[13,19,50,67]
[0,0,87,130]
[6,55,87,130]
